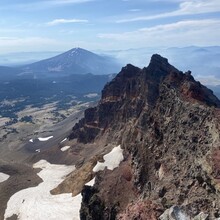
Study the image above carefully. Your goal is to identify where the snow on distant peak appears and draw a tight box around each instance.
[71,48,80,53]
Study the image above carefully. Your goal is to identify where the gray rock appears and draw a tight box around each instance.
[192,212,208,220]
[159,206,189,220]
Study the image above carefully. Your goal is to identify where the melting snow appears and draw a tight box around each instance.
[4,146,123,219]
[4,160,78,220]
[93,145,124,172]
[29,139,33,143]
[38,136,53,141]
[61,146,71,152]
[35,149,41,153]
[0,172,10,183]
[85,178,95,187]
[61,138,67,143]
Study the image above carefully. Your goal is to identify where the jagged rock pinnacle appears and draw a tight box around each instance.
[68,54,220,219]
[150,54,169,65]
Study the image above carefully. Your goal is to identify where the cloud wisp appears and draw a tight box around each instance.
[47,19,88,26]
[117,0,220,23]
[129,9,141,12]
[46,0,94,5]
[99,19,220,47]
[195,75,220,86]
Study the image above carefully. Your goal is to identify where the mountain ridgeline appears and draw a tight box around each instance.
[69,54,220,219]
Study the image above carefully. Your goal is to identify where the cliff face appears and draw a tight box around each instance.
[69,54,220,219]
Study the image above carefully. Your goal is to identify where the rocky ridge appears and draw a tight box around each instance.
[68,54,220,219]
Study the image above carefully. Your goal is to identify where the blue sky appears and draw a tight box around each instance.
[0,0,220,53]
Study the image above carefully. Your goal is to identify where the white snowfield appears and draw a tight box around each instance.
[38,136,53,141]
[61,146,71,152]
[4,160,80,220]
[93,145,124,172]
[4,145,122,220]
[0,172,10,183]
[29,139,33,143]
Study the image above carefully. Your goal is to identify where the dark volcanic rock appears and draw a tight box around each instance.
[69,54,220,219]
[80,186,105,220]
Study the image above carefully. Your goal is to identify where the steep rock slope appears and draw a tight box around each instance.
[69,54,220,219]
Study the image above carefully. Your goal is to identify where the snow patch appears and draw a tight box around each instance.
[38,136,53,141]
[4,160,78,220]
[93,145,124,172]
[35,149,41,153]
[61,138,67,143]
[61,146,71,152]
[0,172,10,183]
[85,178,95,187]
[29,139,33,143]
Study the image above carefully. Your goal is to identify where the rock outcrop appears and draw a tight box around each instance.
[69,54,220,219]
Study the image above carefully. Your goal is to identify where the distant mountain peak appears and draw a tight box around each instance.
[65,47,98,59]
[20,48,121,77]
[68,47,91,54]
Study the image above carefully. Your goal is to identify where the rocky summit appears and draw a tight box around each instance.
[68,54,220,219]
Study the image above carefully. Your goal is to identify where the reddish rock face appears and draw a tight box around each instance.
[69,54,220,219]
